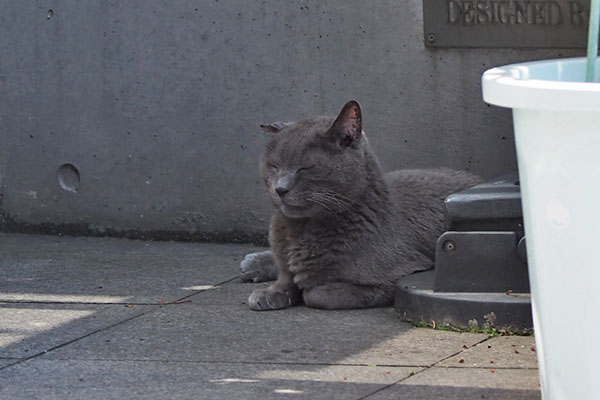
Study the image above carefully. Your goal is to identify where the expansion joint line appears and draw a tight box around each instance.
[0,277,237,372]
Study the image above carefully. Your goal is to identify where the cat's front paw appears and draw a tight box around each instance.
[240,250,278,283]
[247,285,300,311]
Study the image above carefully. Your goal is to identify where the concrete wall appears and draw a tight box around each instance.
[0,1,581,243]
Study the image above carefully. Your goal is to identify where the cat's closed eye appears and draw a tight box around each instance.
[297,165,315,173]
[267,163,279,170]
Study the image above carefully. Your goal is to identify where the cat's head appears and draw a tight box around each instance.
[260,100,371,219]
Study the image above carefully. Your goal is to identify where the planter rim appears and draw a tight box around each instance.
[482,57,600,112]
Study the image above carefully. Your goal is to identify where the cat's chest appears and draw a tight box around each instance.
[284,218,341,245]
[281,218,352,272]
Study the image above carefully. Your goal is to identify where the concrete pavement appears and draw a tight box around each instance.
[0,233,540,399]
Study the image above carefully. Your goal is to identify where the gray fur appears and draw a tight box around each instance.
[240,250,278,283]
[243,100,481,310]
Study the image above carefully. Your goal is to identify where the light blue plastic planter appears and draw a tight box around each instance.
[482,57,600,400]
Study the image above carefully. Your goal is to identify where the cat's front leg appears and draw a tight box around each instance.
[248,213,301,310]
[240,250,278,283]
[248,278,301,311]
[302,282,393,309]
[248,260,300,311]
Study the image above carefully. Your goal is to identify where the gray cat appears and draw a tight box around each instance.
[241,100,480,310]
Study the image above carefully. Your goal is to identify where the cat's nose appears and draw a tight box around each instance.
[274,175,293,197]
[275,185,290,197]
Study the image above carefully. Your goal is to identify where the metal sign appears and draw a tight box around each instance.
[423,0,591,48]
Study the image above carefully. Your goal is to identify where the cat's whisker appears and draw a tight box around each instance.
[308,198,333,211]
[308,194,337,211]
[309,192,353,214]
[319,192,353,209]
[321,198,351,213]
[324,191,353,204]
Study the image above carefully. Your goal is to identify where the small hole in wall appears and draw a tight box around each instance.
[57,164,80,193]
[47,9,54,19]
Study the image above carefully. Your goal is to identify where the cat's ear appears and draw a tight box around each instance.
[330,100,362,148]
[260,121,292,134]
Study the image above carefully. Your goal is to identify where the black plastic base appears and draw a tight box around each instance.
[395,270,533,331]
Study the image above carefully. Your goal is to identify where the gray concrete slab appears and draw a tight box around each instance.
[43,298,488,366]
[0,302,152,358]
[406,366,540,391]
[369,367,540,399]
[439,335,538,369]
[0,234,541,399]
[0,359,417,400]
[0,233,263,304]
